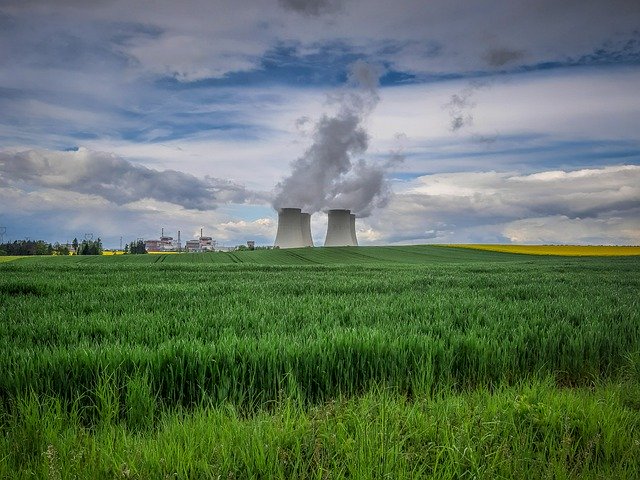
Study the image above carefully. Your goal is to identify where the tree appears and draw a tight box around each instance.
[52,242,69,255]
[127,239,147,254]
[0,240,51,255]
[77,238,103,255]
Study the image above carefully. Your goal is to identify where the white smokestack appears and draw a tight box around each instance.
[324,209,356,246]
[301,212,313,247]
[350,213,358,246]
[274,208,305,249]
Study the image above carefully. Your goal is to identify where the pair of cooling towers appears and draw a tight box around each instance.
[274,208,358,249]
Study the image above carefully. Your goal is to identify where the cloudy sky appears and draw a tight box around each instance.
[1,0,639,247]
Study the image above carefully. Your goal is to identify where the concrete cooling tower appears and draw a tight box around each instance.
[324,209,357,246]
[301,213,313,247]
[350,213,358,246]
[274,208,313,249]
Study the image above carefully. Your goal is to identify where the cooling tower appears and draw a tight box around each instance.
[274,208,305,249]
[300,213,313,247]
[350,213,358,246]
[324,209,356,246]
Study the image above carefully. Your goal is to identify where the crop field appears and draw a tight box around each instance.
[1,246,639,478]
[0,256,22,263]
[452,244,640,256]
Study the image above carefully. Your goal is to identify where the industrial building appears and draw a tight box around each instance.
[273,208,358,249]
[144,229,182,252]
[185,230,216,252]
[324,209,357,247]
[274,208,313,249]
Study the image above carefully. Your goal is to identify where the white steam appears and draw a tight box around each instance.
[273,60,397,217]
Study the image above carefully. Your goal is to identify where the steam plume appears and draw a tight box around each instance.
[273,60,396,217]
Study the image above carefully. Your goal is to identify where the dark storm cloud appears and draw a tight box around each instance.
[277,0,345,16]
[0,149,261,210]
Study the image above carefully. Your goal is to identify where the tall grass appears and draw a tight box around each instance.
[1,251,639,477]
[1,255,638,414]
[1,377,638,479]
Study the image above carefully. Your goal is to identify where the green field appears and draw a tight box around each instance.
[1,246,639,478]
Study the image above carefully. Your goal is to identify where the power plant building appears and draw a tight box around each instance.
[145,236,180,252]
[185,235,216,252]
[301,213,313,247]
[350,213,358,246]
[274,208,313,249]
[273,207,358,248]
[324,209,358,247]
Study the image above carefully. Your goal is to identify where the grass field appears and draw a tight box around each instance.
[452,244,640,256]
[0,256,23,263]
[1,246,639,478]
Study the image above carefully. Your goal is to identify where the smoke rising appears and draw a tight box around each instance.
[273,60,398,217]
[0,148,264,210]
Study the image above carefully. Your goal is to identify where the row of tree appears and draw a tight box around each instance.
[0,238,103,256]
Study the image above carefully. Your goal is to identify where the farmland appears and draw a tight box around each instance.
[1,246,639,478]
[452,244,640,256]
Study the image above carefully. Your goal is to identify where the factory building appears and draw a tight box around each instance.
[144,229,182,252]
[185,231,216,252]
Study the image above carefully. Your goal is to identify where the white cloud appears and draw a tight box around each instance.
[357,165,640,245]
[503,215,640,245]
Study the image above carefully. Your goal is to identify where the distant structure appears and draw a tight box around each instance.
[324,209,357,247]
[301,213,313,247]
[145,228,182,252]
[273,208,360,248]
[274,208,312,249]
[144,239,161,252]
[185,228,216,252]
[184,239,199,252]
[349,213,358,246]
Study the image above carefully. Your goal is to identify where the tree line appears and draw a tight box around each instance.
[0,238,103,256]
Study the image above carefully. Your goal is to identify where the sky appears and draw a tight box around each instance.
[0,0,639,248]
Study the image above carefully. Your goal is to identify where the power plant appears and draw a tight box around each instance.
[300,213,313,247]
[350,213,358,246]
[274,208,314,249]
[324,209,357,247]
[273,208,358,249]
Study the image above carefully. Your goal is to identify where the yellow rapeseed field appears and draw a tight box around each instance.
[450,244,640,256]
